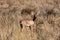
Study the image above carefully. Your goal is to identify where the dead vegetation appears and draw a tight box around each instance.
[0,0,60,40]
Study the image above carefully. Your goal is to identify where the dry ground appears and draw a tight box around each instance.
[0,0,60,40]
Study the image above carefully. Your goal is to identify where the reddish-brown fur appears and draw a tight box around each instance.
[20,20,34,26]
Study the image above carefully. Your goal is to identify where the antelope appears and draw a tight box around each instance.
[20,20,34,29]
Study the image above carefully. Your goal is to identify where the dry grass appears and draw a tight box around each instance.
[0,0,60,40]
